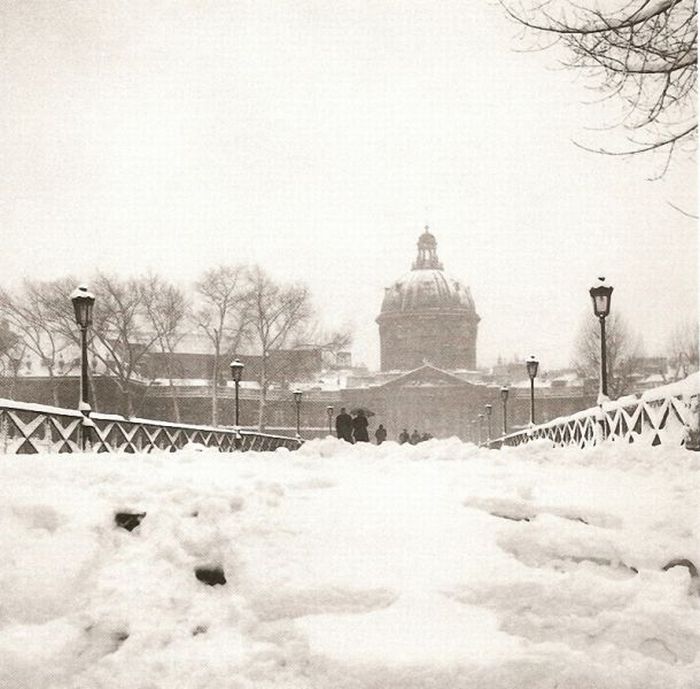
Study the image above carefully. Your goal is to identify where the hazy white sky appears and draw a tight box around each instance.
[1,0,696,371]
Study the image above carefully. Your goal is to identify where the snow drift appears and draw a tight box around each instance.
[0,438,698,688]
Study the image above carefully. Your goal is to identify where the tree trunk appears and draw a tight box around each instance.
[163,360,181,422]
[48,369,60,407]
[211,355,219,426]
[169,378,181,422]
[257,355,267,431]
[88,367,99,413]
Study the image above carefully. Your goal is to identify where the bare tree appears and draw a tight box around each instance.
[0,280,76,405]
[84,273,160,417]
[35,276,105,411]
[290,324,353,377]
[0,317,26,399]
[667,317,699,378]
[501,0,697,166]
[141,274,190,422]
[573,312,645,398]
[246,267,312,430]
[195,265,251,426]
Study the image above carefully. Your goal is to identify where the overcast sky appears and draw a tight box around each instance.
[1,0,696,371]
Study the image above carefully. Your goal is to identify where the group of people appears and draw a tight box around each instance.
[335,408,371,443]
[398,429,433,445]
[334,408,431,446]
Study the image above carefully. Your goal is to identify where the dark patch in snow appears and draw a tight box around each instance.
[113,630,129,646]
[663,558,698,578]
[114,512,146,532]
[195,565,227,586]
[490,512,531,522]
[192,625,208,636]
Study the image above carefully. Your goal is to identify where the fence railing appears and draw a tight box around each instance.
[486,373,700,451]
[0,398,302,454]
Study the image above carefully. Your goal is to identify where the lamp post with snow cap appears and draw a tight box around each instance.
[477,413,485,445]
[229,359,244,426]
[500,386,509,435]
[327,405,334,436]
[526,356,539,427]
[484,404,493,442]
[71,285,95,451]
[293,389,303,440]
[589,277,614,402]
[230,359,244,449]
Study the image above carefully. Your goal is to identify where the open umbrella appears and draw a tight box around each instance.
[350,407,375,417]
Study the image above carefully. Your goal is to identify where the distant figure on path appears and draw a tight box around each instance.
[398,429,409,444]
[352,410,370,443]
[335,408,353,443]
[409,429,421,445]
[421,432,432,442]
[375,424,387,445]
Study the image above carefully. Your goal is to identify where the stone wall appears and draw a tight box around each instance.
[378,312,478,371]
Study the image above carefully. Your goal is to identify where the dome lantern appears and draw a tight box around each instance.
[412,226,443,270]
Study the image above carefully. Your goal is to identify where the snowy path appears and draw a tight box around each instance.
[0,438,699,688]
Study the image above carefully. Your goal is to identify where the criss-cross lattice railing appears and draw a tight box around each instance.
[0,398,302,454]
[488,374,699,451]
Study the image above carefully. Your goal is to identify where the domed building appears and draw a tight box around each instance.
[376,228,480,371]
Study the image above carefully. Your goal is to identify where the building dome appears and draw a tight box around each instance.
[380,269,478,316]
[376,227,480,371]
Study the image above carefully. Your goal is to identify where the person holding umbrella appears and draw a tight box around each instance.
[351,407,371,443]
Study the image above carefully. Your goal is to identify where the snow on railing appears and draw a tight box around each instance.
[0,398,302,454]
[486,373,700,451]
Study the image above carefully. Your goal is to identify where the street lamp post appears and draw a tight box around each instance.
[70,285,95,451]
[589,277,614,402]
[477,413,485,445]
[484,404,492,441]
[500,386,509,435]
[327,405,334,436]
[293,389,303,439]
[229,359,244,449]
[229,359,244,426]
[526,355,539,427]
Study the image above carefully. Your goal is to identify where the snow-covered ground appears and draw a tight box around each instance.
[1,438,699,689]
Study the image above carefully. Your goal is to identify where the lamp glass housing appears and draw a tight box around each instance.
[485,404,492,416]
[327,405,334,417]
[526,356,539,380]
[500,386,509,402]
[229,359,244,382]
[589,279,613,318]
[70,285,95,328]
[293,389,303,403]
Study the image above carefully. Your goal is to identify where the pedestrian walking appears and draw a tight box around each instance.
[335,407,353,443]
[375,424,387,445]
[409,429,421,445]
[398,429,409,444]
[352,409,370,442]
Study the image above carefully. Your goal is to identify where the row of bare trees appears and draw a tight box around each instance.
[0,266,350,427]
